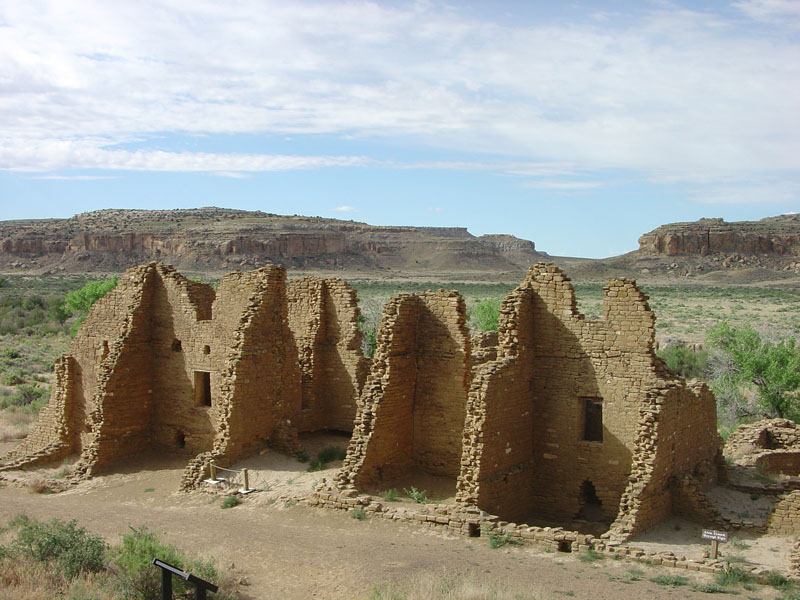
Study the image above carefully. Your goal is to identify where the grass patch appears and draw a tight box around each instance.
[220,495,242,509]
[380,488,399,502]
[650,574,689,587]
[578,548,604,563]
[693,583,727,593]
[306,446,347,472]
[350,508,366,521]
[623,569,644,582]
[295,449,309,463]
[715,564,754,587]
[143,488,155,493]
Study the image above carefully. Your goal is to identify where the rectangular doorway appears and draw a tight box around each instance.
[194,371,212,407]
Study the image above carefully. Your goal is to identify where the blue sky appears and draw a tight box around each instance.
[0,0,798,258]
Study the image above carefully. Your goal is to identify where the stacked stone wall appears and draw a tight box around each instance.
[338,291,470,491]
[458,264,719,536]
[287,277,368,433]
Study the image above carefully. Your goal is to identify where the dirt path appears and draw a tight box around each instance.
[0,458,778,600]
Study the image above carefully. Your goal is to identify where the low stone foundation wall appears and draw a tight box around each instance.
[309,487,782,581]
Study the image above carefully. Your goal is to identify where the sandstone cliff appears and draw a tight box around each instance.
[0,207,547,274]
[637,215,800,258]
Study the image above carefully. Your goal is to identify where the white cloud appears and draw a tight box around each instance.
[734,0,800,26]
[520,180,604,190]
[0,0,798,189]
[23,174,116,180]
[0,139,372,172]
[331,205,356,212]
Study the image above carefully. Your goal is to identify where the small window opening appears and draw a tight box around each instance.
[101,341,109,360]
[468,523,481,538]
[194,371,212,407]
[557,541,572,553]
[176,431,186,448]
[203,345,211,355]
[172,339,182,352]
[576,480,604,522]
[582,397,603,442]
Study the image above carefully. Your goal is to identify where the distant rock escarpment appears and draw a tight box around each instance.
[0,207,548,274]
[617,215,800,278]
[637,215,800,258]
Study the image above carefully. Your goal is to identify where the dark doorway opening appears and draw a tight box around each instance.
[176,431,186,449]
[194,371,212,407]
[582,397,603,442]
[576,480,604,522]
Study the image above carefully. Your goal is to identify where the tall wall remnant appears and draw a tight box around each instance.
[455,265,719,535]
[1,263,366,479]
[287,277,370,433]
[337,292,471,495]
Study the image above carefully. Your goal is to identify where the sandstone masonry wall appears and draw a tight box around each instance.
[458,264,719,535]
[338,291,470,492]
[287,277,369,433]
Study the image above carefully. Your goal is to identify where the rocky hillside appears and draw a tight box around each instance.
[597,214,800,281]
[0,207,548,274]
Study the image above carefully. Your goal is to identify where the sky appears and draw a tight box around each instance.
[0,0,798,258]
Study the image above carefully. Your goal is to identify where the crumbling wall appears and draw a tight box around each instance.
[287,277,368,433]
[458,264,719,534]
[338,291,470,491]
[2,262,304,478]
[208,267,301,462]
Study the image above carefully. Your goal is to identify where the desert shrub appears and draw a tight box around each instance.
[657,346,708,379]
[350,508,366,520]
[317,446,346,463]
[708,322,800,420]
[65,276,118,337]
[110,525,225,599]
[487,529,521,549]
[10,514,107,580]
[404,486,431,504]
[470,298,502,332]
[1,367,25,385]
[650,574,689,587]
[295,449,309,463]
[714,564,753,587]
[0,383,47,409]
[3,348,20,359]
[221,495,242,509]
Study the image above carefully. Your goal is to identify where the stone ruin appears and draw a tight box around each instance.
[1,262,722,539]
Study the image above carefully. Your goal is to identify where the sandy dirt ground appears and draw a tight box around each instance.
[0,436,791,600]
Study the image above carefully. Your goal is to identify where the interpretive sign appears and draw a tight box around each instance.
[702,530,728,543]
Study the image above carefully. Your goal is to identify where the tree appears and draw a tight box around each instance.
[707,322,800,420]
[470,298,502,332]
[64,276,118,336]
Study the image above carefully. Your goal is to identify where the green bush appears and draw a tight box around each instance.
[10,514,107,580]
[350,508,366,520]
[317,446,346,463]
[221,495,242,509]
[708,322,800,419]
[1,368,25,386]
[657,346,708,379]
[65,276,118,337]
[0,383,47,409]
[470,298,502,332]
[110,525,221,600]
[404,486,431,504]
[295,449,309,463]
[487,529,521,549]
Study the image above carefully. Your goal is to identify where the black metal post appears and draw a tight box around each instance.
[152,557,218,599]
[161,566,173,600]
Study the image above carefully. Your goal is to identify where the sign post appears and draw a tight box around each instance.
[702,529,728,559]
